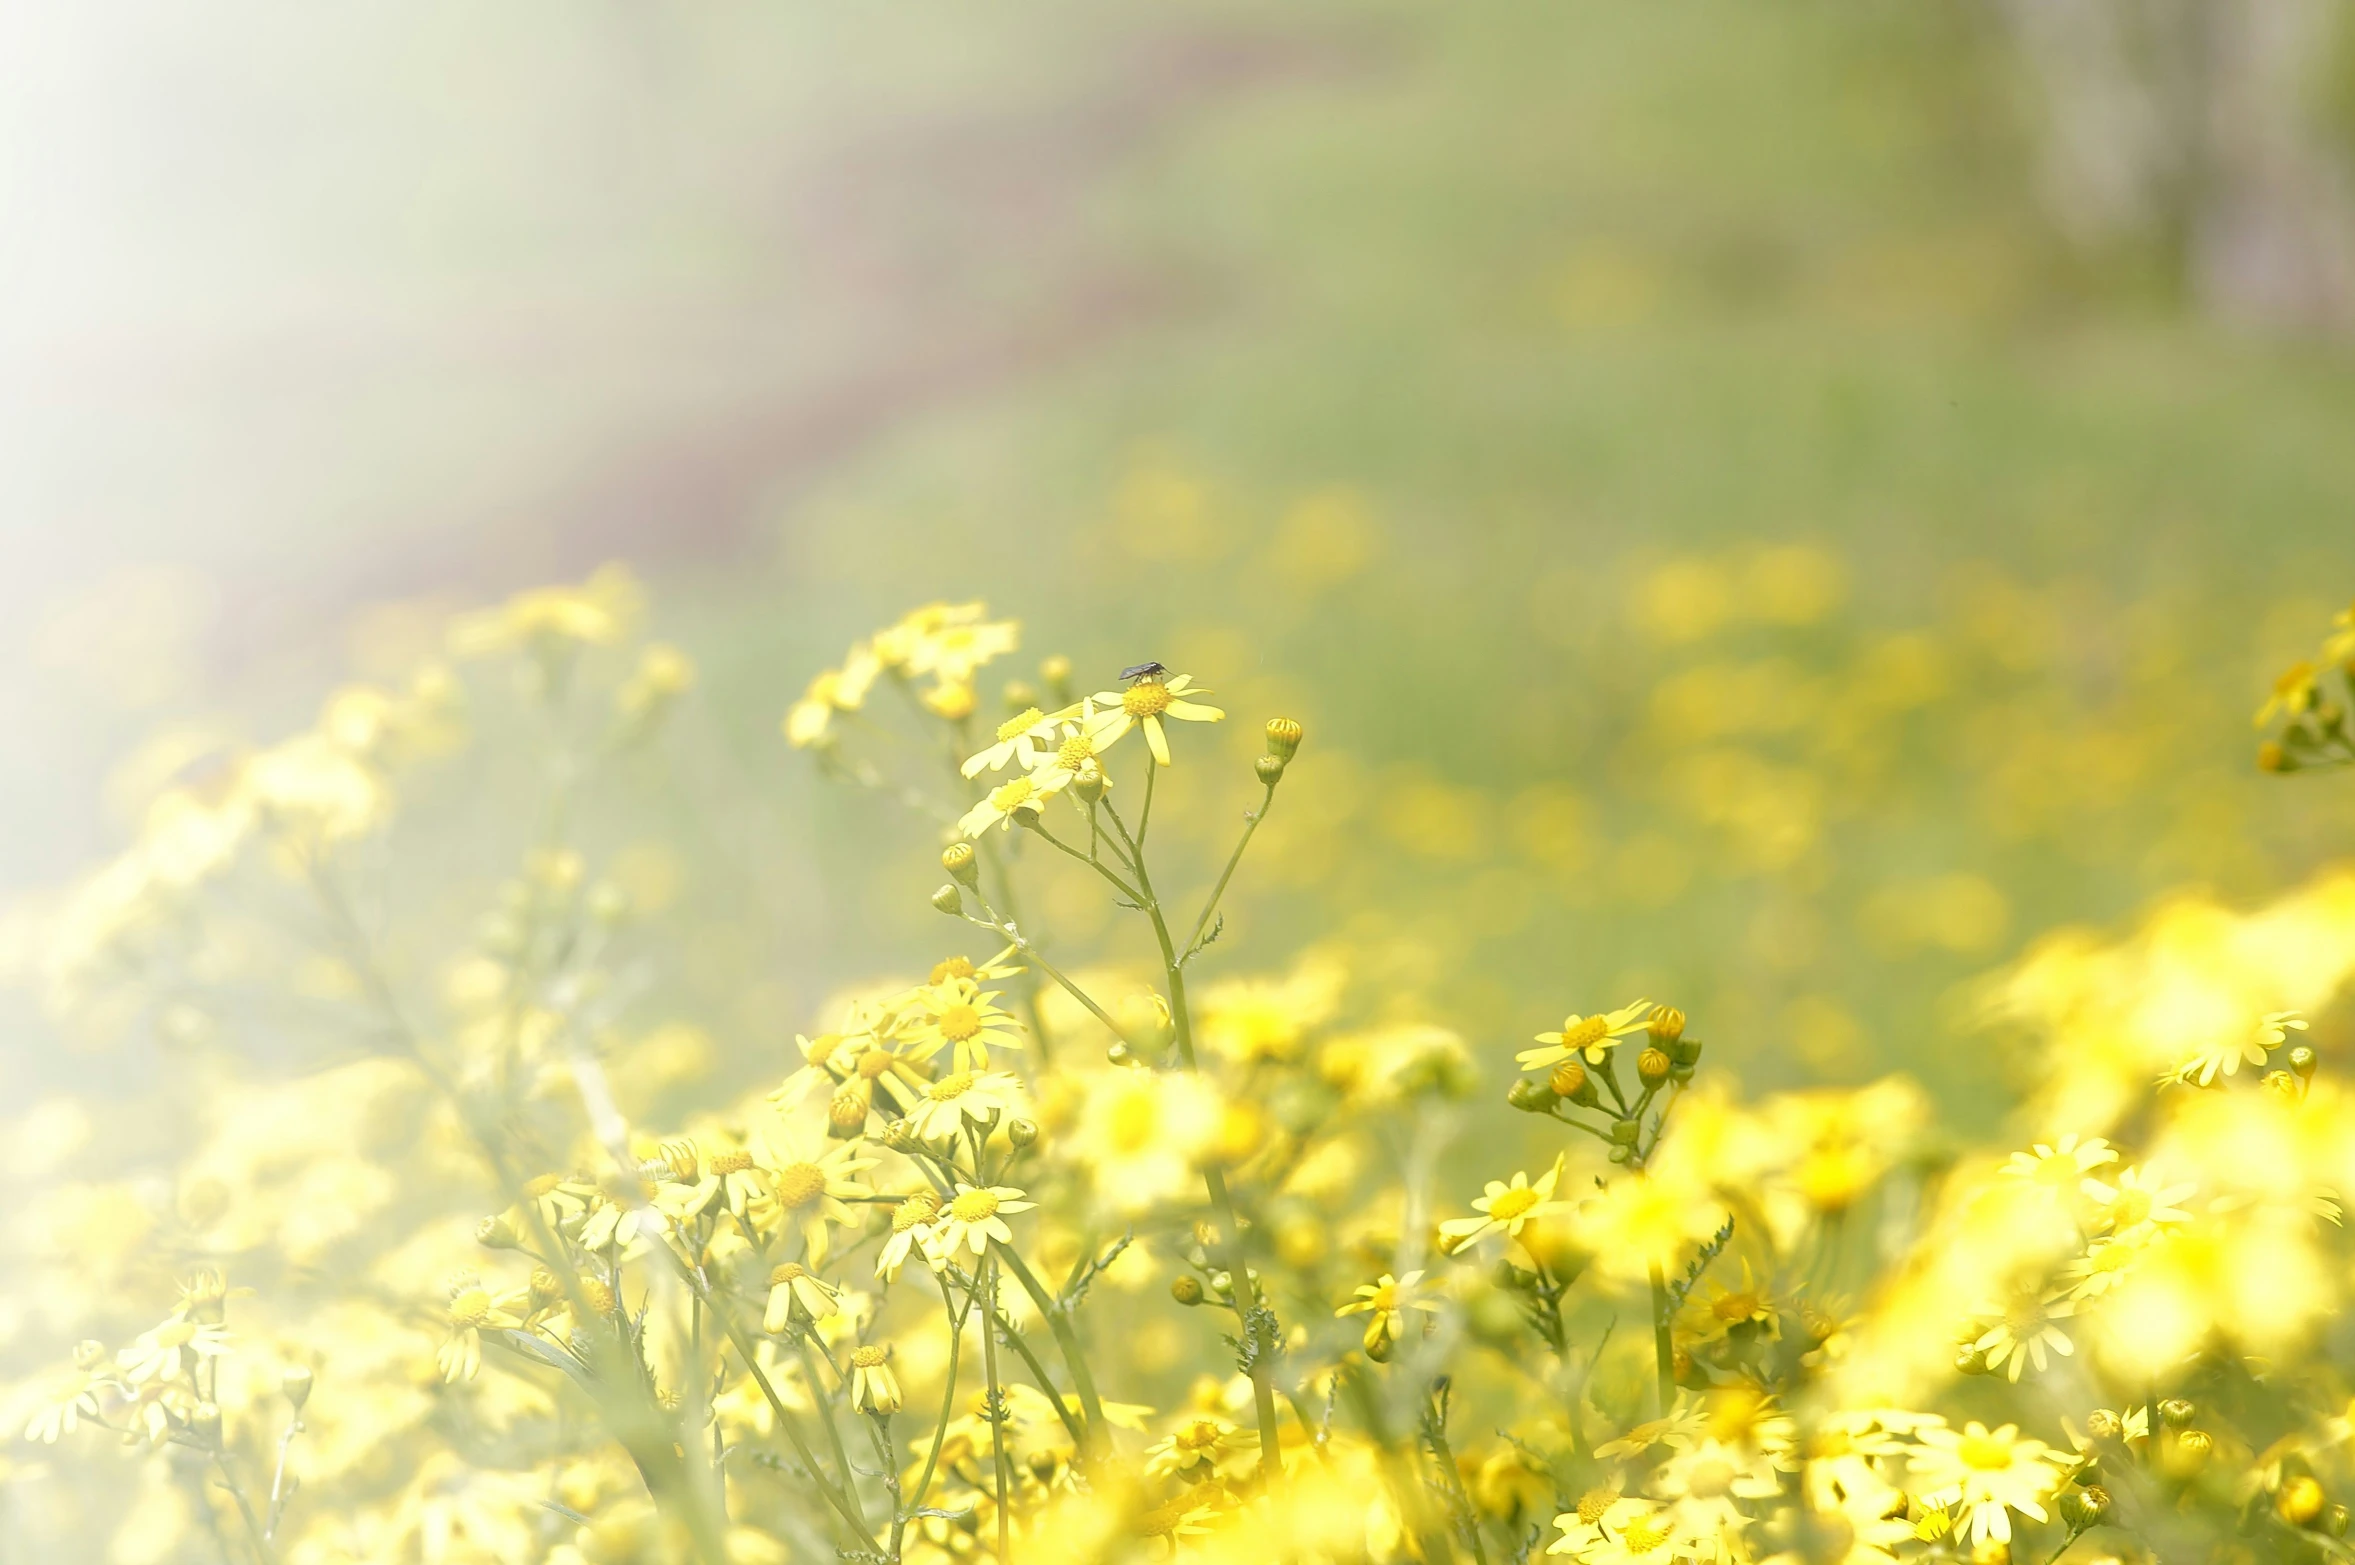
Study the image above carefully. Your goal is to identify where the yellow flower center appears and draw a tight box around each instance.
[770,1263,807,1286]
[851,1344,888,1368]
[1713,1292,1761,1323]
[938,1003,983,1043]
[525,1173,563,1198]
[1123,683,1172,718]
[1108,1090,1158,1152]
[933,956,976,982]
[892,1195,939,1232]
[1175,1418,1222,1452]
[929,1071,977,1102]
[1561,1015,1610,1049]
[996,707,1043,742]
[1958,1433,2014,1471]
[1488,1187,1541,1222]
[1620,1516,1671,1553]
[949,1189,1001,1222]
[2110,1190,2151,1227]
[1576,1489,1616,1526]
[448,1289,491,1328]
[774,1164,827,1209]
[1056,733,1095,768]
[805,1033,843,1067]
[1367,1281,1400,1311]
[857,1050,896,1080]
[988,777,1035,813]
[710,1151,753,1176]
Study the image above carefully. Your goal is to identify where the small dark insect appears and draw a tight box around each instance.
[1119,661,1168,682]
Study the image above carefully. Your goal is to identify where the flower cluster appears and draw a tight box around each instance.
[6,582,2355,1565]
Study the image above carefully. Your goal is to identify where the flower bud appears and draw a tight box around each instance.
[2258,741,2293,773]
[1362,1323,1395,1363]
[1255,755,1287,786]
[1106,1040,1134,1067]
[1007,1118,1039,1149]
[1547,1059,1589,1101]
[2159,1398,2194,1428]
[1040,655,1073,704]
[1609,1118,1640,1146]
[2165,1428,2212,1477]
[882,1118,922,1154]
[1646,1006,1685,1044]
[2280,1475,2327,1527]
[1637,1047,1672,1085]
[2083,1409,2120,1442]
[580,1276,618,1316]
[2265,1069,2299,1098]
[1264,718,1303,761]
[1002,680,1038,713]
[2291,1045,2319,1079]
[2061,1486,2110,1528]
[530,1268,562,1303]
[1954,1344,1991,1376]
[942,841,979,889]
[1670,1035,1703,1069]
[281,1366,314,1411]
[475,1214,519,1250]
[1072,761,1108,803]
[1506,1078,1555,1114]
[2327,1503,2349,1538]
[927,682,976,721]
[1208,1270,1234,1299]
[828,1092,869,1139]
[191,1401,223,1445]
[72,1340,107,1372]
[931,883,964,916]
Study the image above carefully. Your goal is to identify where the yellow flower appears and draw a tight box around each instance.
[905,1069,1026,1144]
[2255,661,2320,727]
[447,565,639,658]
[960,704,1075,778]
[2174,1010,2305,1087]
[1519,998,1653,1072]
[875,1191,943,1281]
[1968,1284,2074,1381]
[1086,671,1224,766]
[929,1183,1035,1259]
[2000,1133,2118,1191]
[848,1343,902,1413]
[116,1313,231,1388]
[21,1361,102,1443]
[2079,1164,2195,1237]
[1146,1414,1247,1479]
[784,644,883,749]
[1335,1271,1440,1356]
[437,1277,527,1383]
[1906,1420,2064,1548]
[903,982,1025,1073]
[1439,1166,1570,1253]
[762,1263,841,1333]
[749,1123,876,1268]
[1065,1067,1224,1215]
[1570,1171,1728,1284]
[576,1184,674,1259]
[958,771,1064,837]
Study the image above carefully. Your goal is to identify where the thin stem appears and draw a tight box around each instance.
[896,1277,978,1563]
[1649,1263,1675,1416]
[264,1412,302,1540]
[798,1340,872,1532]
[992,1240,1108,1456]
[1184,781,1277,960]
[980,1259,1014,1565]
[1027,819,1144,904]
[210,1455,278,1565]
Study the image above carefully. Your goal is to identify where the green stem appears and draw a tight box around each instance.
[981,1259,1014,1565]
[798,1341,872,1532]
[896,1277,977,1563]
[1184,781,1277,960]
[1649,1262,1676,1416]
[992,1240,1108,1457]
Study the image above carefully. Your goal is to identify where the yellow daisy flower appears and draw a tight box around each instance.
[784,644,882,749]
[960,704,1075,778]
[1906,1420,2064,1548]
[958,770,1068,837]
[875,1191,943,1281]
[2079,1163,2196,1236]
[848,1343,902,1413]
[903,981,1025,1073]
[1146,1414,1248,1479]
[437,1276,527,1384]
[749,1123,876,1267]
[762,1262,842,1333]
[1967,1285,2074,1381]
[1519,997,1653,1072]
[1335,1270,1441,1357]
[1086,671,1224,766]
[1439,1166,1571,1253]
[905,1069,1026,1145]
[928,1183,1035,1258]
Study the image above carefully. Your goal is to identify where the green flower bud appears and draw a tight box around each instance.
[931,883,964,916]
[941,841,980,889]
[1264,718,1303,761]
[1170,1274,1204,1307]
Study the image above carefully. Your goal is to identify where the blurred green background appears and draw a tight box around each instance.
[9,0,2355,1130]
